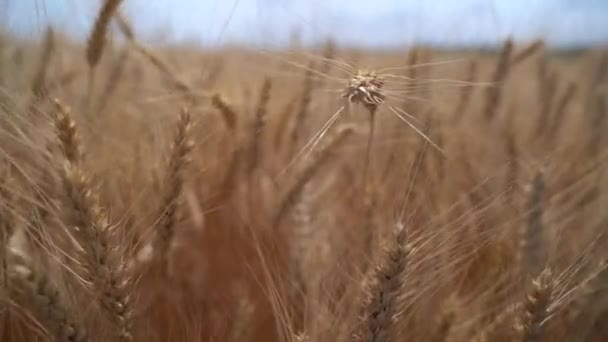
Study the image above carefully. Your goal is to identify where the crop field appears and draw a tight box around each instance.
[1,1,608,341]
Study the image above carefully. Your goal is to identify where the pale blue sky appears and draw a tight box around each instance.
[2,0,608,48]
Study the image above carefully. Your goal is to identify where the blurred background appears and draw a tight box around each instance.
[3,0,608,49]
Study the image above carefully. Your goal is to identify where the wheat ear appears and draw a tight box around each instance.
[52,99,132,341]
[356,224,410,342]
[155,108,193,275]
[515,269,553,342]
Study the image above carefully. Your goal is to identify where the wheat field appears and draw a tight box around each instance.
[1,2,608,341]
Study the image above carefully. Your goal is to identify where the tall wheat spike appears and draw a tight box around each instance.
[356,224,410,342]
[155,108,193,275]
[519,171,546,279]
[52,99,132,341]
[60,163,133,341]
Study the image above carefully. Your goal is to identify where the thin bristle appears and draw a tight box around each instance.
[133,43,192,95]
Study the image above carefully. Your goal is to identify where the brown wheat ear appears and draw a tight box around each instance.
[85,0,123,114]
[515,269,553,342]
[86,0,123,69]
[355,223,410,342]
[343,70,385,185]
[155,108,194,276]
[518,171,546,279]
[60,163,133,341]
[342,70,385,115]
[52,98,82,164]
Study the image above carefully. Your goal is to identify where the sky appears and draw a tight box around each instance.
[2,0,608,49]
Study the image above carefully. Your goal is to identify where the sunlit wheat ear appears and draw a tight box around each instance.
[61,162,134,341]
[52,98,82,164]
[342,69,385,115]
[342,70,385,183]
[342,68,444,158]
